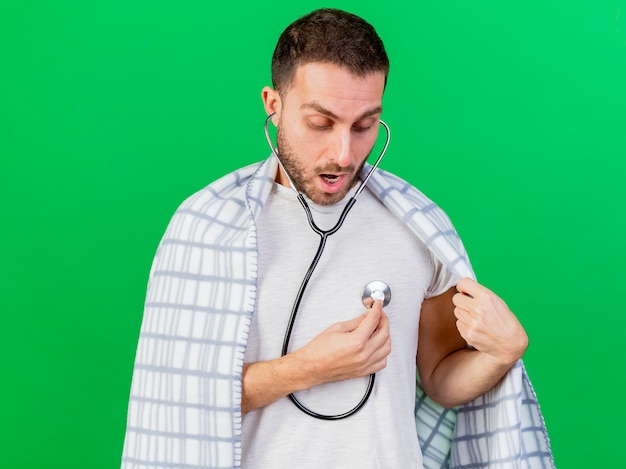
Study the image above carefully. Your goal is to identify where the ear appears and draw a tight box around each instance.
[261,86,281,126]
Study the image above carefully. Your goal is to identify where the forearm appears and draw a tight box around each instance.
[241,305,390,414]
[418,280,529,409]
[241,352,317,414]
[422,348,519,409]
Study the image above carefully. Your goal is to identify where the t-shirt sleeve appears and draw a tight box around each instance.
[425,250,460,299]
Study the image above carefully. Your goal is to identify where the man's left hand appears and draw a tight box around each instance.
[453,277,529,367]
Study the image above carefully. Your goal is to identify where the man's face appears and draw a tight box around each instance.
[269,62,385,205]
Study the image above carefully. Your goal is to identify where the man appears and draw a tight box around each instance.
[121,8,553,469]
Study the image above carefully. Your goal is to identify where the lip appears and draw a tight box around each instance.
[318,173,348,194]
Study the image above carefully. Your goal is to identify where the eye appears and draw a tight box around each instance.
[352,119,376,133]
[308,116,333,130]
[312,124,331,130]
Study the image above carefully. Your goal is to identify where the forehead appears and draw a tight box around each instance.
[283,62,385,116]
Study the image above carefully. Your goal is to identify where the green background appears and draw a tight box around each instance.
[2,1,625,467]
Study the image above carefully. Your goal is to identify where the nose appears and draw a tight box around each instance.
[330,130,353,168]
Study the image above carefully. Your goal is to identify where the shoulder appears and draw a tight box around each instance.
[160,161,265,244]
[178,161,263,213]
[366,166,475,279]
[366,166,445,219]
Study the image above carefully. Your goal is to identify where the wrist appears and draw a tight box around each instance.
[485,339,528,369]
[288,348,325,390]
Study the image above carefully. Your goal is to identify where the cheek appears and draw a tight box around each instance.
[355,132,380,158]
[282,119,312,146]
[291,129,329,159]
[293,124,324,146]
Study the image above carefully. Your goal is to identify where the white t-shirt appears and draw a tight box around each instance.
[242,183,458,468]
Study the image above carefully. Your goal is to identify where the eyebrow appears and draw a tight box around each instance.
[300,101,382,121]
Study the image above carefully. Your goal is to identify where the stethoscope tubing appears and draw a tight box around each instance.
[263,113,390,419]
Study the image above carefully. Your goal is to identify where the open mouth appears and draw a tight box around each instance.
[318,173,347,195]
[321,174,341,184]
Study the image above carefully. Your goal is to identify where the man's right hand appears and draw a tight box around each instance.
[241,300,391,414]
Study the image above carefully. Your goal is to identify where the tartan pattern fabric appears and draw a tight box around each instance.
[121,157,553,468]
[450,361,553,468]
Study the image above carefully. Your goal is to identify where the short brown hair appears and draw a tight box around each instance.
[271,8,389,94]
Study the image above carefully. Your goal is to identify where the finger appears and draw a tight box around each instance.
[452,291,475,312]
[334,312,369,332]
[355,301,383,338]
[368,308,391,349]
[376,305,389,328]
[454,312,478,345]
[367,318,392,363]
[456,277,493,299]
[455,277,473,297]
[454,305,477,328]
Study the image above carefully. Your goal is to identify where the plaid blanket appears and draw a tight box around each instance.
[121,157,554,468]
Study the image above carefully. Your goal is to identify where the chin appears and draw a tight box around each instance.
[310,191,348,206]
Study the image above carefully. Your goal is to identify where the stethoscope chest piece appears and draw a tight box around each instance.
[362,281,391,308]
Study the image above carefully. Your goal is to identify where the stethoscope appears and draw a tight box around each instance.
[264,113,393,420]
